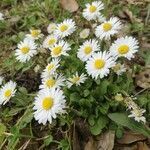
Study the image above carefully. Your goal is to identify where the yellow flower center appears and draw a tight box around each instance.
[118,45,129,54]
[94,59,105,69]
[48,38,56,45]
[52,46,62,56]
[21,46,30,54]
[72,77,80,83]
[31,30,40,38]
[103,23,112,32]
[47,64,54,71]
[60,24,68,32]
[46,79,56,88]
[89,5,97,13]
[42,97,54,110]
[5,89,12,97]
[115,94,123,102]
[84,46,92,54]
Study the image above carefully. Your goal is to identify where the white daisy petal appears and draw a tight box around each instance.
[112,63,126,75]
[95,17,122,40]
[41,58,60,79]
[0,12,4,21]
[66,72,87,88]
[50,40,71,58]
[40,73,65,90]
[109,36,139,60]
[77,39,100,62]
[83,1,104,21]
[55,19,76,38]
[26,29,43,40]
[15,38,37,62]
[0,81,17,105]
[86,51,116,79]
[43,35,58,49]
[33,88,66,125]
[0,76,4,86]
[47,23,57,34]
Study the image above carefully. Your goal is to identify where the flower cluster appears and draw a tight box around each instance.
[0,1,145,125]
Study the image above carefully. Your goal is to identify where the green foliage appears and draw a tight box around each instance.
[0,0,149,149]
[108,113,150,137]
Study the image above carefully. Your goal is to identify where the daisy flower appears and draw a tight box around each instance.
[43,35,58,49]
[79,28,90,39]
[26,29,43,40]
[95,17,122,40]
[112,63,126,75]
[0,76,4,85]
[66,72,87,88]
[50,41,71,58]
[109,36,139,60]
[41,58,60,79]
[0,81,17,105]
[86,51,116,79]
[128,108,146,123]
[77,39,100,62]
[0,12,4,21]
[33,88,66,125]
[83,1,104,21]
[55,19,76,38]
[40,74,65,90]
[47,23,57,34]
[15,38,37,62]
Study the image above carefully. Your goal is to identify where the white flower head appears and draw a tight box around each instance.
[0,76,4,85]
[40,74,65,90]
[43,35,58,49]
[77,39,100,62]
[86,51,116,79]
[79,28,90,39]
[50,41,71,58]
[55,19,76,38]
[112,63,126,75]
[26,29,43,40]
[109,36,139,60]
[83,1,104,21]
[0,81,17,105]
[15,38,37,62]
[33,88,66,125]
[128,108,146,123]
[95,17,122,40]
[0,12,4,21]
[41,58,60,79]
[66,72,87,88]
[47,23,57,34]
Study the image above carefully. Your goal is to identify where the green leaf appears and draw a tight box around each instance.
[108,113,150,137]
[0,123,6,136]
[88,115,95,126]
[44,135,53,146]
[90,115,109,136]
[17,108,33,129]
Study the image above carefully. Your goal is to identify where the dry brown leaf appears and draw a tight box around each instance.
[95,131,115,150]
[137,142,150,150]
[135,67,150,89]
[73,124,81,150]
[117,131,147,144]
[114,144,137,150]
[84,137,96,150]
[60,0,79,12]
